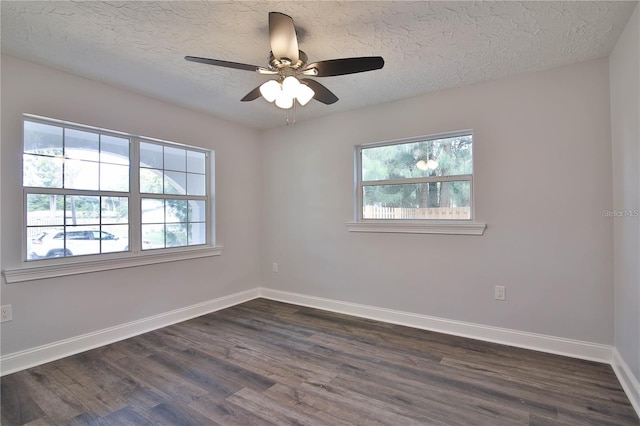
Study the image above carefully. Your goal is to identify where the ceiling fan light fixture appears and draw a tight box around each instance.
[281,76,301,97]
[296,83,315,106]
[187,12,384,119]
[259,80,281,102]
[416,159,439,171]
[275,92,294,109]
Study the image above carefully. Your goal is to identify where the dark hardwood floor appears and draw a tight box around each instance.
[1,298,638,425]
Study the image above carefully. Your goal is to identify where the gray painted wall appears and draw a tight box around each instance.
[611,4,640,386]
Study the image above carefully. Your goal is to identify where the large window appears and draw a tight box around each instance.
[23,115,211,261]
[356,131,473,221]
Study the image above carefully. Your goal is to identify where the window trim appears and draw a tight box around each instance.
[3,245,223,283]
[350,130,486,235]
[11,114,220,280]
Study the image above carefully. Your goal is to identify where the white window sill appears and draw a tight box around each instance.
[346,221,486,235]
[2,245,223,284]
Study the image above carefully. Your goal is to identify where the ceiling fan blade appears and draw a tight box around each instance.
[269,12,299,63]
[241,86,262,102]
[300,79,338,104]
[185,56,259,72]
[304,57,384,77]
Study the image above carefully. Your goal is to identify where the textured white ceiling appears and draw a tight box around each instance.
[1,1,636,129]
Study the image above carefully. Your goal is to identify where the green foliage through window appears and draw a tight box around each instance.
[358,133,473,220]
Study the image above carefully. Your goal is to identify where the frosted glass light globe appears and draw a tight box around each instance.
[259,80,281,103]
[281,76,301,98]
[275,92,294,109]
[296,83,315,106]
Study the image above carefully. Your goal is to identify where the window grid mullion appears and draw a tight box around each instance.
[130,138,141,253]
[362,174,472,186]
[23,187,128,198]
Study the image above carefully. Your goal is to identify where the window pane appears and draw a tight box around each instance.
[166,199,187,223]
[166,223,187,247]
[101,135,129,165]
[101,197,128,224]
[24,121,63,156]
[100,163,129,192]
[140,142,163,169]
[27,193,64,226]
[100,225,129,253]
[140,168,163,194]
[164,171,186,195]
[26,194,64,250]
[188,200,206,222]
[187,150,206,174]
[23,154,63,188]
[142,224,165,249]
[361,135,473,181]
[65,129,99,161]
[141,198,164,223]
[62,226,99,257]
[65,159,99,190]
[189,223,206,245]
[27,226,63,259]
[65,196,100,225]
[187,173,206,196]
[362,181,471,220]
[164,146,186,172]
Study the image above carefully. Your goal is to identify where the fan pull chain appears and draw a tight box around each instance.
[285,101,297,126]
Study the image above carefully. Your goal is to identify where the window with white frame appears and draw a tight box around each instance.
[23,115,211,261]
[356,132,473,221]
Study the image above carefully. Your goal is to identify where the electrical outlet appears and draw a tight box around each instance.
[272,262,279,273]
[494,286,506,301]
[1,305,12,323]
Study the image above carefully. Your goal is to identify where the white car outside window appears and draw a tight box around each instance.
[28,229,128,259]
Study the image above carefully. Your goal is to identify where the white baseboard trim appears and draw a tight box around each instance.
[258,288,613,364]
[0,288,260,376]
[612,348,640,417]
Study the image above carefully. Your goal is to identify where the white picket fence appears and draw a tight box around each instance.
[363,205,470,220]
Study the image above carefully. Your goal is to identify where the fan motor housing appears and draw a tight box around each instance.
[269,50,308,71]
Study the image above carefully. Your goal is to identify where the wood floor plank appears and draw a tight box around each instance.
[104,353,210,404]
[2,298,638,426]
[94,405,156,425]
[15,368,91,424]
[293,380,435,425]
[148,400,221,425]
[0,372,46,426]
[330,370,530,426]
[20,417,55,426]
[188,394,278,426]
[189,320,340,384]
[227,386,341,426]
[38,361,126,418]
[146,349,243,399]
[264,382,412,426]
[66,411,101,426]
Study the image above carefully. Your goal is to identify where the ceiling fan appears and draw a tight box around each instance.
[185,12,384,110]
